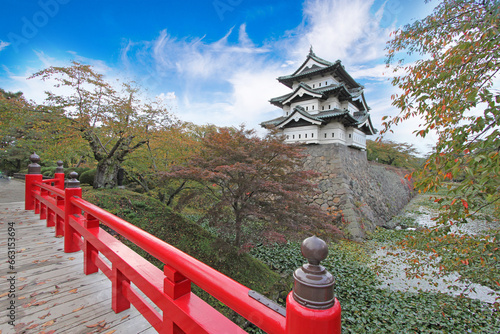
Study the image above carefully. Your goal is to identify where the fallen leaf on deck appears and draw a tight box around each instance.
[18,296,26,300]
[32,260,40,264]
[38,312,51,319]
[19,284,27,290]
[19,277,27,281]
[30,292,38,297]
[42,319,55,327]
[27,323,39,329]
[86,323,100,328]
[121,315,130,320]
[68,288,78,293]
[73,306,85,312]
[23,300,36,308]
[33,301,48,306]
[0,292,8,298]
[51,290,59,294]
[36,281,47,285]
[68,257,75,260]
[104,330,116,334]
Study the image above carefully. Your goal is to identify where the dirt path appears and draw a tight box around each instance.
[0,178,25,203]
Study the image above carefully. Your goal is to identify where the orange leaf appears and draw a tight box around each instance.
[42,320,55,327]
[461,199,468,209]
[38,312,51,320]
[68,288,78,294]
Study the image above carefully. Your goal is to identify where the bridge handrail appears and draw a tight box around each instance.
[24,154,341,334]
[70,195,286,333]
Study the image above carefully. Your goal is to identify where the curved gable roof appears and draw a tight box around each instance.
[276,106,322,128]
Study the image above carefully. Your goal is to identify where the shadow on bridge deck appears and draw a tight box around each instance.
[0,180,155,333]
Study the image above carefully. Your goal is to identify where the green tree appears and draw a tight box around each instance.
[0,88,82,172]
[30,62,175,188]
[367,139,421,169]
[165,126,332,247]
[383,0,500,223]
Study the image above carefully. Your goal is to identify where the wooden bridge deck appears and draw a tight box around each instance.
[0,181,155,333]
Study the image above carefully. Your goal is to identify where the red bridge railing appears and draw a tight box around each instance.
[24,153,341,333]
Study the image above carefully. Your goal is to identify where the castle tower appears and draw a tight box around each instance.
[261,48,376,150]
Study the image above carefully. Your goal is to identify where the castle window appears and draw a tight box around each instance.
[324,133,327,138]
[332,133,335,138]
[328,105,331,109]
[319,83,321,87]
[311,133,314,138]
[287,135,289,139]
[349,134,352,138]
[299,134,301,139]
[306,106,308,111]
[312,105,314,110]
[293,135,295,139]
[305,134,307,138]
[322,106,324,110]
[325,81,328,85]
[313,84,315,88]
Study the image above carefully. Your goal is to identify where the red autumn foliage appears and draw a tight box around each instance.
[164,126,332,246]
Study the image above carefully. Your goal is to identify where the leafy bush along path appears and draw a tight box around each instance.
[251,241,500,333]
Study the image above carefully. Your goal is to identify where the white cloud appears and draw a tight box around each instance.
[0,41,10,52]
[282,0,394,66]
[156,92,176,101]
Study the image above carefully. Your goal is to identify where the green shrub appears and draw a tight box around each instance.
[80,169,96,186]
[41,166,57,177]
[64,167,91,178]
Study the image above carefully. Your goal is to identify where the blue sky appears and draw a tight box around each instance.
[0,0,437,154]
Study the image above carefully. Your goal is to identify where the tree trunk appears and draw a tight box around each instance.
[93,157,120,189]
[234,212,242,247]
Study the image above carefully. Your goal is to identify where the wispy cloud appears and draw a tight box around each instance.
[0,41,10,52]
[279,0,395,66]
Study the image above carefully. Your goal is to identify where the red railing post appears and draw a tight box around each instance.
[25,153,43,210]
[54,160,65,190]
[285,236,341,334]
[64,172,82,253]
[112,266,130,313]
[83,212,99,275]
[161,264,192,333]
[55,195,65,236]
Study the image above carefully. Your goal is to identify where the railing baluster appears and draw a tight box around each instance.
[83,212,99,275]
[64,172,82,253]
[112,266,131,313]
